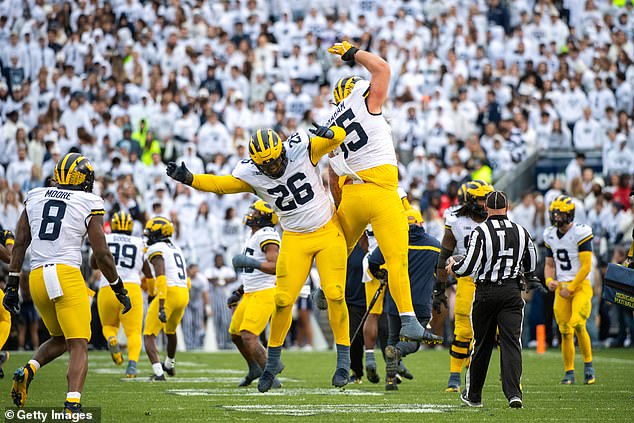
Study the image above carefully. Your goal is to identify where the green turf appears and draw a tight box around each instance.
[0,348,632,422]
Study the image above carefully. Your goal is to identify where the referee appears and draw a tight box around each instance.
[446,191,537,409]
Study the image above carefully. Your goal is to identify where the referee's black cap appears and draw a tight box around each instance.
[486,190,508,210]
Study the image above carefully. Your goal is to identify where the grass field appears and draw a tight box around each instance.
[0,348,632,422]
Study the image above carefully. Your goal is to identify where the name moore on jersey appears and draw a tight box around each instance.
[25,187,105,270]
[239,226,281,293]
[98,233,145,288]
[543,223,593,282]
[145,241,189,288]
[232,129,334,233]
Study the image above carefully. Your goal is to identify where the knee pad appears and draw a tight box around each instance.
[450,339,472,359]
[321,283,344,302]
[274,291,294,308]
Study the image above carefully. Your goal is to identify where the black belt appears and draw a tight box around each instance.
[476,277,520,287]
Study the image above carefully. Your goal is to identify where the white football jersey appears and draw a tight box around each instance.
[445,212,479,257]
[240,226,280,293]
[98,233,145,288]
[26,187,105,270]
[326,79,397,175]
[145,241,188,288]
[543,223,593,282]
[233,129,334,233]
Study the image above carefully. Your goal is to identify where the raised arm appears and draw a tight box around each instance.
[308,123,347,165]
[166,162,255,194]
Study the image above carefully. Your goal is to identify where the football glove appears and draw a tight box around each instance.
[309,122,335,139]
[158,305,167,323]
[227,286,244,308]
[432,281,448,314]
[232,254,261,271]
[524,273,548,294]
[328,41,359,62]
[3,272,20,314]
[311,287,329,310]
[110,277,132,314]
[0,229,14,246]
[166,162,194,186]
[368,262,388,282]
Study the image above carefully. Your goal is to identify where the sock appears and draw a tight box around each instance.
[561,333,575,372]
[584,361,593,370]
[448,372,461,384]
[164,357,175,369]
[266,346,282,371]
[576,326,593,363]
[365,349,376,366]
[28,359,41,373]
[66,392,81,403]
[336,344,351,370]
[152,362,164,376]
[128,360,136,368]
[399,312,416,317]
[248,361,262,375]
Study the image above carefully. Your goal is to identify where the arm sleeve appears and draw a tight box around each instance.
[191,174,255,194]
[309,126,347,166]
[544,242,553,257]
[453,228,483,277]
[567,250,592,292]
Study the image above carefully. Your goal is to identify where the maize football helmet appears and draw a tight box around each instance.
[248,129,287,179]
[144,216,174,245]
[549,194,575,228]
[54,153,95,192]
[457,183,468,206]
[465,180,494,218]
[244,200,278,228]
[110,211,134,234]
[333,76,363,105]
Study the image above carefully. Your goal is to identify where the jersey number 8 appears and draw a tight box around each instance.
[38,200,67,241]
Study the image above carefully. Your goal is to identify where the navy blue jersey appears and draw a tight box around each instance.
[345,244,366,307]
[369,225,440,319]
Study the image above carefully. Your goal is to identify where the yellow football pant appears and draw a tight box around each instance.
[0,290,10,349]
[364,277,385,315]
[98,283,144,362]
[30,264,91,340]
[554,281,593,371]
[450,276,476,373]
[229,287,275,336]
[143,286,189,336]
[337,182,413,314]
[269,216,349,347]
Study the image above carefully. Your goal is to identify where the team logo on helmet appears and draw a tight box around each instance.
[333,76,363,105]
[111,211,134,234]
[54,153,95,192]
[465,180,494,218]
[143,216,174,245]
[248,129,287,179]
[244,200,278,228]
[549,195,575,228]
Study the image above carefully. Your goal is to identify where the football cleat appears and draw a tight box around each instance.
[108,337,123,366]
[125,361,137,378]
[561,372,575,385]
[151,374,166,381]
[0,351,9,378]
[509,396,523,408]
[11,364,35,408]
[64,401,82,414]
[460,390,483,408]
[271,377,282,389]
[446,372,461,392]
[349,371,362,384]
[385,346,401,378]
[365,363,379,384]
[238,367,263,387]
[397,361,414,380]
[385,376,398,391]
[399,317,426,341]
[584,367,596,385]
[332,367,350,388]
[162,363,175,377]
[257,361,284,393]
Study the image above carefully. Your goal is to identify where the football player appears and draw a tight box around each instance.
[0,229,15,378]
[166,124,353,392]
[434,180,493,392]
[142,216,190,380]
[228,200,280,387]
[326,41,437,344]
[3,153,131,411]
[91,211,146,378]
[544,195,596,385]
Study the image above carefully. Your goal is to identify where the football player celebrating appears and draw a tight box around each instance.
[0,229,15,378]
[167,124,352,392]
[544,195,596,385]
[3,153,131,411]
[91,212,146,378]
[142,217,190,380]
[434,180,493,392]
[228,200,281,387]
[326,41,439,344]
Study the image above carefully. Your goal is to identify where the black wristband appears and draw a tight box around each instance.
[342,46,359,61]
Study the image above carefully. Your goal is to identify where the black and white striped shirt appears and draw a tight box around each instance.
[453,215,537,283]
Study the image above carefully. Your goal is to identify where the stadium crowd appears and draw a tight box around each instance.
[0,0,633,351]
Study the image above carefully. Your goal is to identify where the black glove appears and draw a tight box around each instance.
[110,278,132,314]
[309,122,335,139]
[0,230,15,246]
[432,281,448,314]
[227,286,244,308]
[368,262,388,282]
[166,161,193,186]
[525,274,548,294]
[311,287,328,310]
[232,254,261,271]
[3,272,20,314]
[158,305,167,323]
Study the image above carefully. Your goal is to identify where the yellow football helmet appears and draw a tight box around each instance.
[457,183,468,205]
[465,179,494,218]
[54,153,95,192]
[549,194,575,227]
[248,129,287,179]
[405,208,424,225]
[333,76,363,105]
[110,211,134,234]
[244,200,278,227]
[144,216,174,245]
